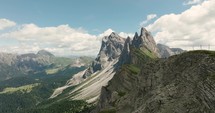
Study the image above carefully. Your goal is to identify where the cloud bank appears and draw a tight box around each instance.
[147,0,215,50]
[0,22,132,56]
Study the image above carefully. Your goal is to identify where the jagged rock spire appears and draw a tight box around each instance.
[132,27,160,57]
[84,32,125,77]
[117,37,132,67]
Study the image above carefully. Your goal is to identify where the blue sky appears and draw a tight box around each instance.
[0,0,190,34]
[0,0,214,56]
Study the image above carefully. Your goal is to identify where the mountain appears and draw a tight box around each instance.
[118,27,160,67]
[90,28,214,113]
[132,27,160,57]
[94,50,215,113]
[0,50,93,81]
[157,44,185,58]
[50,32,125,102]
[50,27,184,103]
[1,27,213,113]
[0,66,87,113]
[37,50,55,57]
[0,50,94,113]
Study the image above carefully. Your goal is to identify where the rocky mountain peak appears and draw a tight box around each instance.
[102,32,124,43]
[53,33,126,100]
[109,32,118,38]
[140,27,148,36]
[132,27,160,57]
[134,32,138,38]
[37,50,54,57]
[84,33,125,77]
[123,36,132,54]
[99,33,125,59]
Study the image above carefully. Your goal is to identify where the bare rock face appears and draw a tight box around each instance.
[50,32,125,101]
[83,32,125,78]
[117,37,132,67]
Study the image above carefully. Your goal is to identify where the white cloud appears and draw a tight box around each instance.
[183,0,206,5]
[140,14,157,26]
[0,19,16,30]
[98,29,134,39]
[0,24,101,56]
[98,29,114,38]
[146,0,215,50]
[0,22,133,56]
[118,32,134,38]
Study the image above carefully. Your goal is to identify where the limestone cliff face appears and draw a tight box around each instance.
[94,50,215,113]
[50,32,125,101]
[117,37,132,67]
[83,32,125,78]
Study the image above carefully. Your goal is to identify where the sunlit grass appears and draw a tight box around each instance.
[45,68,60,75]
[0,83,40,94]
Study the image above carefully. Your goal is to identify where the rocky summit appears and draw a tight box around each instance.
[50,32,125,102]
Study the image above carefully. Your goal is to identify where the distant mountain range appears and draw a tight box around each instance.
[0,50,93,113]
[0,50,93,81]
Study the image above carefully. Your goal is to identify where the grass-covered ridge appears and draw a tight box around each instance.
[131,46,158,61]
[45,68,60,74]
[52,57,75,67]
[122,64,140,75]
[140,47,158,59]
[187,50,215,57]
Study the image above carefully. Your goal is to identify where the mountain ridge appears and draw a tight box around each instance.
[94,50,215,113]
[50,27,181,103]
